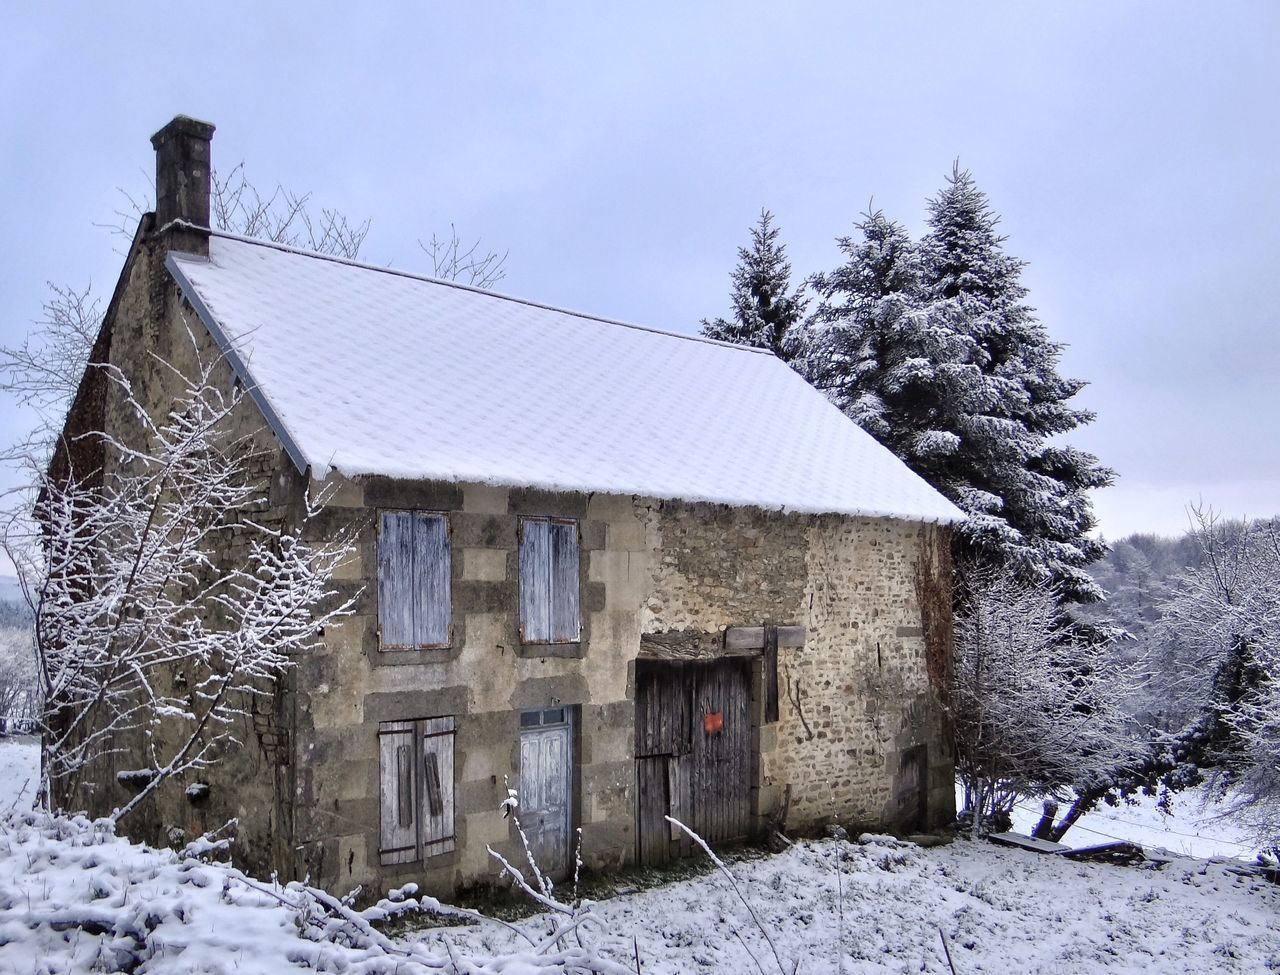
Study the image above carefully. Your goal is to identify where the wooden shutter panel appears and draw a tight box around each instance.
[420,716,456,856]
[519,519,551,642]
[550,519,581,643]
[396,743,413,826]
[378,512,416,649]
[378,721,417,864]
[413,513,451,647]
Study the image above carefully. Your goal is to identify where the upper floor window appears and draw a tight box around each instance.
[518,517,580,644]
[377,510,451,649]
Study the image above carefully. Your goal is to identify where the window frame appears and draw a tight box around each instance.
[376,509,453,651]
[518,516,582,645]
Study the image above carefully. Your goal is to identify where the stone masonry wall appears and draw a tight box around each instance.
[295,491,951,899]
[292,485,652,898]
[783,516,952,830]
[643,502,954,836]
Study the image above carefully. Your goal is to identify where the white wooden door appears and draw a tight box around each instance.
[519,708,573,880]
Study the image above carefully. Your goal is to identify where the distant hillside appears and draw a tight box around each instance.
[1074,532,1204,642]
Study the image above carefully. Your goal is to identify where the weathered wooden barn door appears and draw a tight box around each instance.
[635,659,752,865]
[634,662,690,865]
[691,659,752,844]
[519,708,573,879]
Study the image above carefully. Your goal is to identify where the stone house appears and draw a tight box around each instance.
[58,116,963,898]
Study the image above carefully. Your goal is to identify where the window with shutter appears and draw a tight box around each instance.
[378,511,452,650]
[377,721,418,864]
[378,715,457,864]
[519,517,580,644]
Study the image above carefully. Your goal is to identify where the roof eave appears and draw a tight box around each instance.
[165,252,311,477]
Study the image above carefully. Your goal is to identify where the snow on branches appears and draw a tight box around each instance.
[701,209,810,364]
[952,563,1144,833]
[809,174,1113,604]
[1157,507,1280,845]
[0,808,636,975]
[5,338,356,821]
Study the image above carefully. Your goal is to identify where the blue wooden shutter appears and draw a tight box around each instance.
[413,513,451,647]
[550,520,581,642]
[519,519,551,642]
[378,512,416,648]
[378,721,418,864]
[420,716,456,856]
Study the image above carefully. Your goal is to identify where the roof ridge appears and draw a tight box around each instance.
[176,223,776,356]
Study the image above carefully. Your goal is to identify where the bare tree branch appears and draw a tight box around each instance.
[952,563,1147,834]
[420,224,508,290]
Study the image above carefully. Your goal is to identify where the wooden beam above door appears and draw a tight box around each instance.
[723,625,806,651]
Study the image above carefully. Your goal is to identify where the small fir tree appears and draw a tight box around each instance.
[702,209,808,362]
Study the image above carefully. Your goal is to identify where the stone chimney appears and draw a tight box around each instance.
[150,115,215,255]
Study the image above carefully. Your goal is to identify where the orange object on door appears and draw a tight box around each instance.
[703,711,724,735]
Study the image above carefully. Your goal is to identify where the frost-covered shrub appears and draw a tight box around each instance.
[953,565,1141,833]
[7,339,357,824]
[1158,510,1280,848]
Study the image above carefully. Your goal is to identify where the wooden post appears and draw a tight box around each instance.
[764,623,779,724]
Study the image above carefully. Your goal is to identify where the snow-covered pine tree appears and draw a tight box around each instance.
[806,177,1127,838]
[916,166,1113,602]
[809,208,983,471]
[702,209,809,363]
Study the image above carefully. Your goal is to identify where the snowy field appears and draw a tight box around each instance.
[1,735,1276,974]
[1007,788,1260,861]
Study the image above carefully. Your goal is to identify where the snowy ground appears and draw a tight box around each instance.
[0,735,38,814]
[1,735,1275,974]
[415,837,1279,974]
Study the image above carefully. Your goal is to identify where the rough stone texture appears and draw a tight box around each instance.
[641,500,808,632]
[640,503,954,838]
[783,515,951,832]
[69,221,954,902]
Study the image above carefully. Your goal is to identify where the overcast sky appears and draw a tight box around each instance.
[1,1,1276,552]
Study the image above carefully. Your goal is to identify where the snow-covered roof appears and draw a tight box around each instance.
[167,232,963,523]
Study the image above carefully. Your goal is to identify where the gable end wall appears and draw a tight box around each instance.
[65,232,309,878]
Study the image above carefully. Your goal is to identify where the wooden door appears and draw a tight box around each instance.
[895,744,928,833]
[519,708,573,879]
[691,660,752,844]
[634,661,690,865]
[635,659,752,865]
